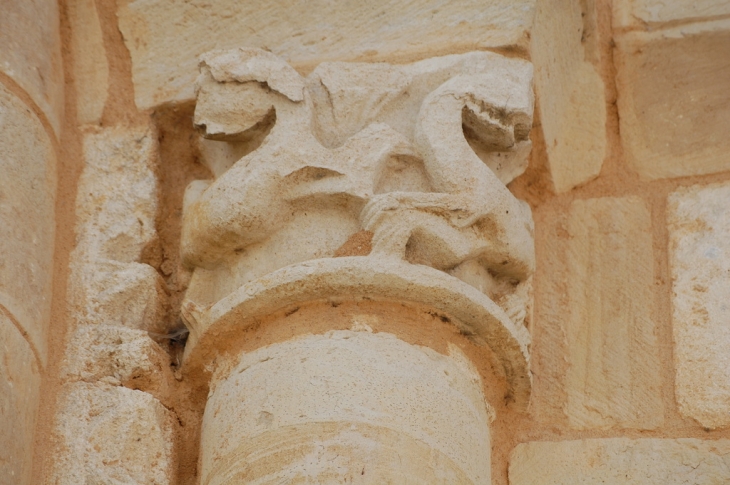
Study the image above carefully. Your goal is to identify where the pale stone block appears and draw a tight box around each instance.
[68,0,109,125]
[202,331,492,484]
[509,438,730,484]
[531,0,607,192]
[76,124,159,262]
[51,382,176,485]
[614,0,730,29]
[69,260,168,333]
[0,84,57,364]
[535,197,663,429]
[669,182,730,428]
[0,0,64,135]
[117,0,537,109]
[0,313,41,485]
[61,324,173,392]
[616,19,730,180]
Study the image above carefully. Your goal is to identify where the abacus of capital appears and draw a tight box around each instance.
[179,48,535,484]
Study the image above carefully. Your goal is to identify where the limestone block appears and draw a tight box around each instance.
[202,331,492,484]
[0,84,57,364]
[61,324,173,392]
[531,0,607,192]
[69,260,168,333]
[614,0,730,29]
[615,19,730,180]
[509,438,730,484]
[68,0,109,125]
[76,124,159,262]
[51,382,175,485]
[117,0,537,109]
[535,197,663,429]
[0,313,41,485]
[669,182,730,428]
[0,0,64,135]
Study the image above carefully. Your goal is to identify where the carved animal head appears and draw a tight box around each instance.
[193,47,306,141]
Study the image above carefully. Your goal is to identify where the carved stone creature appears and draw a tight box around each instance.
[181,48,535,327]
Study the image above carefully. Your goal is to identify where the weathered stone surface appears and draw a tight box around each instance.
[51,382,176,485]
[69,260,168,333]
[0,0,64,135]
[563,197,662,429]
[117,0,537,109]
[0,313,41,485]
[61,324,174,394]
[510,438,730,484]
[615,19,730,180]
[669,182,730,428]
[202,331,492,484]
[531,0,606,192]
[68,0,109,125]
[76,124,158,262]
[0,84,57,364]
[614,0,730,29]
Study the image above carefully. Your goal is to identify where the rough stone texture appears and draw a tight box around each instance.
[68,0,109,125]
[531,0,607,192]
[0,84,57,364]
[183,49,534,342]
[183,257,532,411]
[509,438,730,484]
[555,197,662,429]
[75,124,159,262]
[615,19,730,180]
[614,0,730,29]
[69,260,168,333]
[0,0,64,135]
[117,0,537,109]
[0,313,41,485]
[61,324,174,394]
[51,382,176,485]
[669,182,730,429]
[202,331,492,484]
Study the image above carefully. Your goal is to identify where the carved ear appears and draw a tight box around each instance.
[193,48,305,141]
[456,72,534,151]
[198,47,305,102]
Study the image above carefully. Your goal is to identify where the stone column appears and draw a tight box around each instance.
[0,1,63,483]
[180,48,535,484]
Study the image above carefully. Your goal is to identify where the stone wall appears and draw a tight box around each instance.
[0,0,729,483]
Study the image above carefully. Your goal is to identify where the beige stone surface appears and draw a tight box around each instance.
[533,198,661,427]
[531,0,607,193]
[183,256,532,410]
[183,50,535,345]
[50,382,176,485]
[669,182,730,428]
[202,331,492,484]
[69,260,168,333]
[0,0,64,135]
[563,197,662,429]
[614,0,730,29]
[61,324,173,392]
[0,84,57,364]
[68,0,109,125]
[76,124,159,262]
[509,438,730,484]
[117,0,537,109]
[615,19,730,180]
[0,313,41,485]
